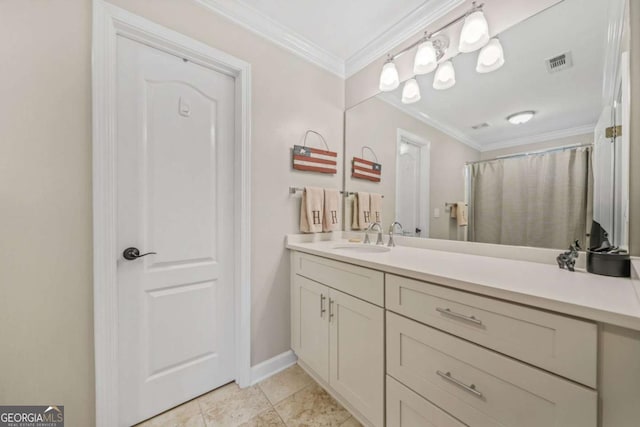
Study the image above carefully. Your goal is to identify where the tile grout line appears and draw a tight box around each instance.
[271,382,318,427]
[255,380,291,426]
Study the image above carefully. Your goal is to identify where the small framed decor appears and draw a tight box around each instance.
[292,130,337,174]
[352,146,382,182]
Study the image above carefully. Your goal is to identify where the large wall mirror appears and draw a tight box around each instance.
[344,0,631,251]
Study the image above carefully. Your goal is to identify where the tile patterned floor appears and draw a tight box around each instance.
[136,364,363,427]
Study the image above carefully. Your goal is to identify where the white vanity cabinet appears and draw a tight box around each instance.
[289,246,640,427]
[291,252,384,427]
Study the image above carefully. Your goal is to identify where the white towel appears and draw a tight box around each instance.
[455,201,468,226]
[323,188,341,232]
[370,193,383,225]
[300,187,324,233]
[351,192,371,230]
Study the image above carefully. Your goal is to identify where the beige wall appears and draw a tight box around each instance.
[480,133,593,160]
[630,0,639,256]
[0,0,343,425]
[345,97,480,239]
[0,1,95,426]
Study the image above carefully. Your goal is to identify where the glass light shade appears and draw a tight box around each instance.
[507,111,535,125]
[401,78,421,104]
[433,61,456,90]
[379,62,400,92]
[476,38,505,73]
[459,10,490,53]
[413,41,438,75]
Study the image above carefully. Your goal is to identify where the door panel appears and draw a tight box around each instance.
[145,81,218,267]
[293,275,329,382]
[147,280,217,375]
[116,36,235,426]
[329,289,384,427]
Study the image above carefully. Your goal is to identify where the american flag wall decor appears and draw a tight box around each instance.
[352,157,382,182]
[292,145,338,174]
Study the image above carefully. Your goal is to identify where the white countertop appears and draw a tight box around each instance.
[286,237,640,331]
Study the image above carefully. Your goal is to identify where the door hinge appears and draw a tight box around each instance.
[605,125,622,139]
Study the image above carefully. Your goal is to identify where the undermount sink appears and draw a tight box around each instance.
[332,243,391,253]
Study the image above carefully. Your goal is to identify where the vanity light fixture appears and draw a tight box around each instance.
[401,78,421,104]
[413,40,438,74]
[507,111,536,125]
[476,38,504,73]
[378,2,500,94]
[379,60,400,92]
[433,61,456,90]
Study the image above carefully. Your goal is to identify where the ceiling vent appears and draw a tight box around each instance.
[471,122,490,130]
[546,51,573,73]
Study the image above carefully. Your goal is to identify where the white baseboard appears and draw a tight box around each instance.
[250,350,297,385]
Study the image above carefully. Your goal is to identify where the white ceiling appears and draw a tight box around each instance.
[379,0,610,149]
[238,0,428,60]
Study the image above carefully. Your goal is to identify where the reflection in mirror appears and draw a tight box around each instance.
[344,0,630,250]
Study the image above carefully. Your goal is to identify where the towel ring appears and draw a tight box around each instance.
[361,146,379,163]
[302,130,330,151]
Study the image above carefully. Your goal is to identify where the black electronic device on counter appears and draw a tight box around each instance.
[586,221,631,278]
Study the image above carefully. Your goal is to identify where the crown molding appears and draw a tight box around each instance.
[345,0,465,78]
[195,0,345,77]
[377,94,483,152]
[480,124,595,153]
[195,0,464,79]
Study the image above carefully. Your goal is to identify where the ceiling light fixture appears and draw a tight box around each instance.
[378,2,501,94]
[401,78,421,104]
[476,38,504,73]
[379,60,400,92]
[433,61,456,90]
[507,111,536,125]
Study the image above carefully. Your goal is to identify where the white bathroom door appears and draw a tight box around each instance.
[115,36,236,426]
[396,131,430,237]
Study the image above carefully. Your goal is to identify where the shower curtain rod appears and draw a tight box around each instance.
[466,142,593,166]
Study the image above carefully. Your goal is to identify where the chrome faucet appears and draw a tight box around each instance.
[364,222,384,245]
[388,221,403,247]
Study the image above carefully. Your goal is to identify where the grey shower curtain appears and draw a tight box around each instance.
[468,147,592,249]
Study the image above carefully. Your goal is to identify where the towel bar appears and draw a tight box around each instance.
[289,186,383,198]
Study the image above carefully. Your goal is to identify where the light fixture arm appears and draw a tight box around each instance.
[386,2,484,62]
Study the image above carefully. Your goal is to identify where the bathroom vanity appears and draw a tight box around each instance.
[287,235,640,427]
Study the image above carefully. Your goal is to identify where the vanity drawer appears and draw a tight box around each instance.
[387,375,466,427]
[293,252,384,306]
[387,312,597,427]
[386,274,597,387]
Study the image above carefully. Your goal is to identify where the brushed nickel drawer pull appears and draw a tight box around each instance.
[436,370,483,397]
[320,294,326,317]
[329,298,335,321]
[436,307,483,325]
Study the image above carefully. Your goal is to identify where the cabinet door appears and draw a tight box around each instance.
[292,275,329,381]
[329,289,384,427]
